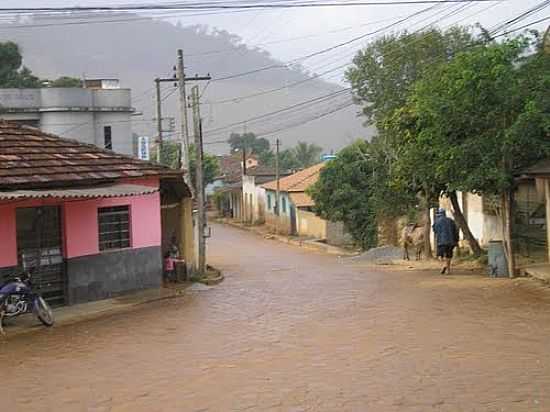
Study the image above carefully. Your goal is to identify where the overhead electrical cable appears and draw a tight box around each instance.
[0,1,506,14]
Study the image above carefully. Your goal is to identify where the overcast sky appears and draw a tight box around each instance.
[2,0,548,84]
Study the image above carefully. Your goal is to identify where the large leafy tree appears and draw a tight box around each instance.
[309,140,376,249]
[346,27,474,130]
[0,42,41,88]
[346,28,476,256]
[409,35,550,273]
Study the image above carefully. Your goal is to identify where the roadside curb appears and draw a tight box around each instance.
[216,218,358,257]
[197,265,225,286]
[1,286,189,340]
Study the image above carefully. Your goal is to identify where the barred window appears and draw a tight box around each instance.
[98,206,130,251]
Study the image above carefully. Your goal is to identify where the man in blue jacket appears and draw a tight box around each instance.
[432,208,460,275]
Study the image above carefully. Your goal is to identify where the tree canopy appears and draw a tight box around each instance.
[313,28,549,259]
[308,140,377,249]
[228,132,270,156]
[48,76,82,88]
[152,141,219,189]
[0,42,41,88]
[346,27,474,130]
[407,36,550,197]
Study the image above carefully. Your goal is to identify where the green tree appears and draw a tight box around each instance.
[346,27,474,130]
[308,140,377,249]
[409,36,550,272]
[293,141,322,168]
[346,27,476,256]
[278,148,299,171]
[152,141,219,188]
[227,132,270,156]
[48,76,82,88]
[0,42,41,88]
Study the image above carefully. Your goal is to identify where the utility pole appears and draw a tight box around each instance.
[154,78,163,164]
[176,49,191,178]
[242,123,248,224]
[191,85,206,275]
[275,138,280,235]
[158,52,210,277]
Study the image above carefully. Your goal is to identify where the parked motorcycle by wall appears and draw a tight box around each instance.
[0,271,55,335]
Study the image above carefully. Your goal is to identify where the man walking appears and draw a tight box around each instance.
[432,208,459,275]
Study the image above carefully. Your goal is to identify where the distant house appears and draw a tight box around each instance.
[261,163,353,245]
[210,153,258,218]
[242,165,291,225]
[261,163,325,236]
[0,79,136,156]
[0,121,193,306]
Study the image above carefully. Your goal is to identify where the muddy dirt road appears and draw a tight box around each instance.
[2,224,550,411]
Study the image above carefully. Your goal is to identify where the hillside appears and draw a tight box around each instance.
[0,13,374,154]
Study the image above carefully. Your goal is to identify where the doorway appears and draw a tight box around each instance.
[16,206,66,306]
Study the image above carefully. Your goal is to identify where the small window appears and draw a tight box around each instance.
[267,194,272,210]
[98,206,130,251]
[104,126,112,150]
[282,197,287,214]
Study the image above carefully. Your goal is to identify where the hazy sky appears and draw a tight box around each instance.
[2,0,548,84]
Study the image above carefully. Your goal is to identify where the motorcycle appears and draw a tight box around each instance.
[0,271,55,335]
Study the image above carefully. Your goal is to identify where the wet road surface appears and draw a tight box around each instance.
[2,223,550,411]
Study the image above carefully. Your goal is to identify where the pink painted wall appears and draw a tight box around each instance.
[0,180,162,267]
[64,192,161,258]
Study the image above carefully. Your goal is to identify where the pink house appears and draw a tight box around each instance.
[0,121,191,305]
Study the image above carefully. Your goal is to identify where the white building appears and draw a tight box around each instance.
[0,79,135,155]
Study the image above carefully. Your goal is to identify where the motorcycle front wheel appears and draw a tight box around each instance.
[33,296,54,327]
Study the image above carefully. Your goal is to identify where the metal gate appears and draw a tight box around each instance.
[16,206,66,306]
[513,185,548,265]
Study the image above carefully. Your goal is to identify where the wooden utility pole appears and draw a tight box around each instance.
[275,138,280,235]
[176,49,191,178]
[154,78,163,164]
[241,140,247,224]
[191,85,206,275]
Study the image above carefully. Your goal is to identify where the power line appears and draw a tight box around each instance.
[211,4,440,81]
[0,1,506,13]
[184,14,411,58]
[204,87,351,135]
[202,5,547,142]
[203,0,488,104]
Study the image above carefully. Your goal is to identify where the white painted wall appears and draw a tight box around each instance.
[433,192,503,251]
[242,175,269,224]
[0,87,135,156]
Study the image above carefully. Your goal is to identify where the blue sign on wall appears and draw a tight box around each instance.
[321,154,337,161]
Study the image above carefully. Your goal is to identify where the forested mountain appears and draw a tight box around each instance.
[0,13,373,153]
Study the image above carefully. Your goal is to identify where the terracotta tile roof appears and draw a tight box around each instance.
[289,192,315,208]
[0,121,183,189]
[262,163,324,192]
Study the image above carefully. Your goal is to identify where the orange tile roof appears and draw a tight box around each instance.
[289,192,315,208]
[262,162,324,192]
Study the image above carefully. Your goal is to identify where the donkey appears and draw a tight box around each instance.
[401,223,425,261]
